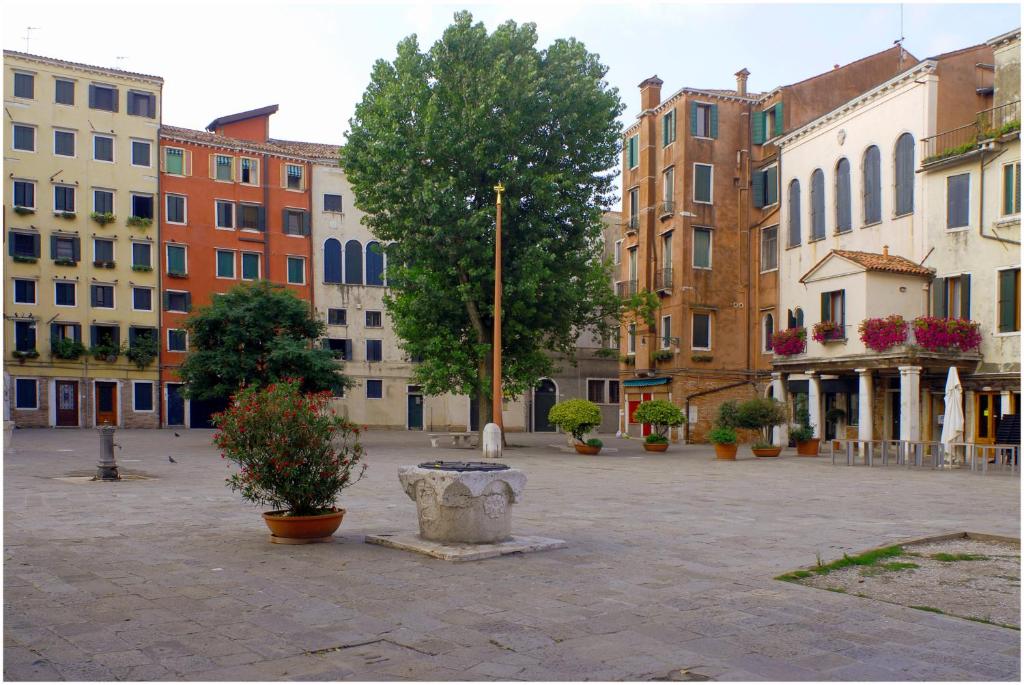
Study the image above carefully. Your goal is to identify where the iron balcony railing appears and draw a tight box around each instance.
[922,100,1021,162]
[616,280,638,298]
[655,267,673,291]
[625,216,639,232]
[659,200,675,217]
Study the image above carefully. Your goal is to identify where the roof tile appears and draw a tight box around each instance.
[832,249,934,277]
[160,125,340,161]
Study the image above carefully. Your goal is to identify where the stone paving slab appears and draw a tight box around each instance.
[364,532,567,561]
[3,428,1020,681]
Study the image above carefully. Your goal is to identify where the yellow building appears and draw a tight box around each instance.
[4,51,163,427]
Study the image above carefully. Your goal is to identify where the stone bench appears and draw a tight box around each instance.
[427,432,476,449]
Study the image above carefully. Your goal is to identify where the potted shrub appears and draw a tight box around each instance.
[710,400,740,460]
[737,397,787,457]
[213,379,366,542]
[126,215,153,228]
[52,338,86,361]
[90,211,116,226]
[633,399,685,452]
[812,320,845,343]
[825,407,847,449]
[12,349,39,363]
[89,342,125,363]
[651,349,673,362]
[791,398,819,456]
[127,336,158,370]
[548,398,603,454]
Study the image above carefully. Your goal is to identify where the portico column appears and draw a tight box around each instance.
[771,372,788,445]
[806,371,822,439]
[898,365,922,442]
[855,368,873,442]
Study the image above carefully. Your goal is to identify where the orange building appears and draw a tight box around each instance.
[158,105,338,427]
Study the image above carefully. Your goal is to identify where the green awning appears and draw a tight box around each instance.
[622,377,671,387]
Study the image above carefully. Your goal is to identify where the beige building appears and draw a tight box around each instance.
[4,51,163,428]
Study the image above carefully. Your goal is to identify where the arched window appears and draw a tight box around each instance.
[788,179,801,247]
[323,238,342,284]
[344,239,363,285]
[366,241,384,286]
[810,169,825,240]
[763,313,775,352]
[894,133,915,215]
[794,307,804,328]
[835,158,851,233]
[863,145,881,224]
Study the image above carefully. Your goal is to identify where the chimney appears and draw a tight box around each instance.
[638,76,663,111]
[883,245,889,257]
[734,68,750,96]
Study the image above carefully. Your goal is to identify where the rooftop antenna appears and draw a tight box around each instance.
[894,4,906,69]
[24,26,40,52]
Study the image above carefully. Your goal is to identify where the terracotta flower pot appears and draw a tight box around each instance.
[262,508,345,543]
[752,446,783,458]
[644,442,669,452]
[796,438,821,456]
[714,443,738,460]
[574,443,601,455]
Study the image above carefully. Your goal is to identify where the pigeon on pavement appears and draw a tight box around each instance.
[168,456,177,463]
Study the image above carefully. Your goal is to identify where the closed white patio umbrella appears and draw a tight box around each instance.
[940,366,965,466]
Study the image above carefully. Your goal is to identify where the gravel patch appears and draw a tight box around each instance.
[796,536,1020,628]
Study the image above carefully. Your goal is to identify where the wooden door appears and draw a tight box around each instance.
[533,379,557,432]
[407,387,423,430]
[975,392,999,445]
[55,381,79,427]
[95,382,117,426]
[629,392,653,436]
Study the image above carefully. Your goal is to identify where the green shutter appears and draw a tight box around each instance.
[751,170,765,208]
[765,166,778,205]
[663,113,669,147]
[752,111,765,145]
[1016,163,1022,214]
[694,165,712,203]
[820,292,831,322]
[774,102,784,137]
[932,277,947,318]
[960,274,971,319]
[690,102,698,136]
[998,269,1018,332]
[710,104,719,139]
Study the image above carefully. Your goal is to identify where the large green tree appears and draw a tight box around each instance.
[341,11,624,429]
[179,281,347,401]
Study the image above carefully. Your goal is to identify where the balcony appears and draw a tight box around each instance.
[655,267,673,294]
[922,100,1020,164]
[615,280,638,298]
[659,200,675,219]
[625,216,639,235]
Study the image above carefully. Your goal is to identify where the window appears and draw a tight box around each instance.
[946,173,970,229]
[328,309,347,326]
[753,103,783,143]
[663,166,675,206]
[132,287,152,311]
[93,238,114,263]
[810,169,825,240]
[287,256,305,284]
[694,164,713,204]
[283,209,306,235]
[13,124,35,151]
[628,187,640,228]
[93,134,114,162]
[166,244,187,275]
[89,84,118,112]
[998,268,1021,333]
[55,282,76,307]
[132,242,151,268]
[662,231,673,271]
[587,379,606,404]
[164,148,185,175]
[51,322,80,345]
[241,252,260,280]
[752,165,778,208]
[863,145,881,224]
[14,72,34,99]
[366,311,383,328]
[285,164,303,190]
[52,235,77,261]
[324,238,342,283]
[344,240,363,284]
[628,246,638,282]
[14,378,37,410]
[626,134,639,169]
[821,289,846,329]
[54,130,75,157]
[55,79,74,105]
[10,232,40,258]
[166,195,186,224]
[215,155,233,181]
[126,90,154,117]
[91,284,114,308]
[693,227,712,269]
[763,313,775,352]
[692,313,711,350]
[325,338,352,360]
[131,194,153,220]
[692,102,717,139]
[662,108,676,146]
[215,200,234,229]
[366,379,383,399]
[238,204,262,230]
[131,140,151,167]
[894,133,915,216]
[627,322,637,355]
[239,158,258,185]
[613,239,622,265]
[133,382,154,412]
[324,194,343,212]
[366,241,385,286]
[835,158,851,233]
[54,185,75,213]
[216,250,235,278]
[760,226,778,272]
[94,189,114,215]
[14,320,36,352]
[786,308,805,329]
[168,329,188,352]
[14,279,36,305]
[932,274,971,320]
[661,315,672,349]
[609,380,620,405]
[165,291,190,313]
[1003,162,1021,216]
[366,339,383,362]
[13,180,35,209]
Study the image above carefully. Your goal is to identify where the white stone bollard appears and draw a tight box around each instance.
[482,422,502,459]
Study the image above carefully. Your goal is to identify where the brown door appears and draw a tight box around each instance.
[55,381,79,427]
[95,382,118,426]
[976,392,1000,445]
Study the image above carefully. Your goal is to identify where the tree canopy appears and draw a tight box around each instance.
[179,281,348,401]
[341,10,624,426]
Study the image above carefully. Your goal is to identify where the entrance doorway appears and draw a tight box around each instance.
[888,390,901,440]
[407,386,424,430]
[628,392,654,436]
[469,395,479,432]
[975,392,1001,445]
[166,383,185,426]
[55,380,79,427]
[95,381,118,426]
[189,397,227,429]
[533,379,557,432]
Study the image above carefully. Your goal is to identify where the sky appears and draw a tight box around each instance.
[3,0,1019,206]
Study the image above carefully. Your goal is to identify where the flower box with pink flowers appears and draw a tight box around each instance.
[771,327,807,356]
[811,320,846,343]
[911,316,982,352]
[858,315,909,352]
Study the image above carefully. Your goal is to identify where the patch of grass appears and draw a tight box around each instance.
[966,616,1020,631]
[910,605,945,614]
[881,561,919,571]
[775,570,813,582]
[930,553,990,562]
[825,587,846,593]
[811,545,904,575]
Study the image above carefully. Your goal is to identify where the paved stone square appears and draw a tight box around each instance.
[4,429,1020,681]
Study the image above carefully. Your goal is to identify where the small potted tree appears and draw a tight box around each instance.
[213,379,366,543]
[633,399,685,452]
[710,400,740,460]
[791,397,819,456]
[548,399,604,454]
[825,407,847,449]
[737,397,787,458]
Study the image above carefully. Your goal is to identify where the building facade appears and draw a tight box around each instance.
[5,51,163,428]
